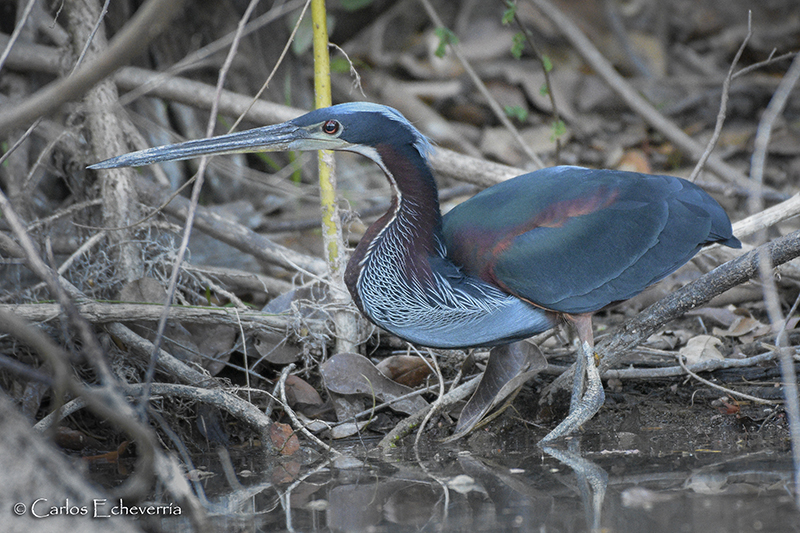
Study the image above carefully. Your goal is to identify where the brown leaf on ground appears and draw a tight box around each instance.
[376,355,433,387]
[321,353,429,416]
[285,374,324,407]
[269,421,300,456]
[712,315,771,340]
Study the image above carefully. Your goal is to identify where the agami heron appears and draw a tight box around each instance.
[90,102,741,442]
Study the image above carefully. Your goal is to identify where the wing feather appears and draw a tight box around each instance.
[442,167,738,314]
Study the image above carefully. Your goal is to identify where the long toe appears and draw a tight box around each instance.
[539,342,605,444]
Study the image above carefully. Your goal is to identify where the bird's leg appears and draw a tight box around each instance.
[539,314,605,444]
[570,334,587,413]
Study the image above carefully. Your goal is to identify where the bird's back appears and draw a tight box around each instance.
[442,166,740,314]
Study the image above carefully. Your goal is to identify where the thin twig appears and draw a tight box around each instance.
[734,51,797,80]
[689,12,752,182]
[25,199,103,230]
[418,0,544,168]
[601,350,785,380]
[337,379,456,423]
[414,347,446,450]
[70,0,111,75]
[329,42,366,97]
[510,1,564,161]
[0,118,41,167]
[190,269,249,310]
[676,352,779,405]
[0,0,38,72]
[279,364,341,456]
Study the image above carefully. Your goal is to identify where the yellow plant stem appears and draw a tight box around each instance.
[311,0,356,351]
[311,0,338,269]
[312,0,331,109]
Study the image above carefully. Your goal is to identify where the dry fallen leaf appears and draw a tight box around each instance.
[712,315,770,340]
[269,421,300,456]
[616,149,651,174]
[646,329,692,350]
[679,335,724,366]
[712,397,740,415]
[320,352,428,416]
[271,460,301,485]
[375,355,433,387]
[451,342,546,439]
[285,374,323,407]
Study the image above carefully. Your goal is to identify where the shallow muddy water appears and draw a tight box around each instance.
[134,422,798,533]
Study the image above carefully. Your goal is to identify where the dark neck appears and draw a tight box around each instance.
[378,143,441,242]
[344,143,442,308]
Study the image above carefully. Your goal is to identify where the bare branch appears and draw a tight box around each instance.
[0,0,189,132]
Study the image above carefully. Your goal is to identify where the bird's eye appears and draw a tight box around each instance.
[322,120,340,135]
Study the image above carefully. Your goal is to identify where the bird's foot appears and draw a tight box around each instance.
[539,340,605,444]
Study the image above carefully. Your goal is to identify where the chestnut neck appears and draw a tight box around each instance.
[344,143,443,309]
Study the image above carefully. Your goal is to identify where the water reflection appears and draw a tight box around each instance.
[542,443,608,532]
[144,433,797,532]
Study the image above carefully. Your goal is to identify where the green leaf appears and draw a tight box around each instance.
[504,105,529,123]
[550,119,566,141]
[510,32,525,59]
[542,54,553,72]
[330,57,350,73]
[501,1,517,25]
[330,56,368,74]
[539,82,549,96]
[434,27,458,58]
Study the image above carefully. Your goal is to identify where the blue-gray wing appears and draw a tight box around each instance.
[442,166,739,314]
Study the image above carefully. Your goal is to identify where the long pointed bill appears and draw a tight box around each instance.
[88,121,307,170]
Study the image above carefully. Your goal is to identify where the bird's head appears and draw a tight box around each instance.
[88,102,432,170]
